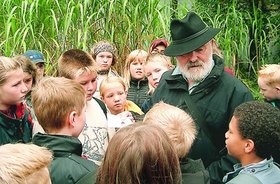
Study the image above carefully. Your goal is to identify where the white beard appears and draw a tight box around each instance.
[179,57,214,82]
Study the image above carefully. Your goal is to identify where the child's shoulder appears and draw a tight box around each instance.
[88,97,107,116]
[226,173,262,184]
[51,155,98,184]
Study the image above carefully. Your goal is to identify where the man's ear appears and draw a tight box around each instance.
[244,139,255,153]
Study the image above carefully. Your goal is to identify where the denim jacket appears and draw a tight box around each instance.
[223,158,280,184]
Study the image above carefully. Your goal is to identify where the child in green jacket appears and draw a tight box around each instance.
[0,56,32,145]
[32,77,97,184]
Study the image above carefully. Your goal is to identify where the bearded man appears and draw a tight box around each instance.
[146,12,253,184]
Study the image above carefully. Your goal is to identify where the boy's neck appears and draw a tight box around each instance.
[48,127,76,137]
[240,154,264,166]
[0,104,11,111]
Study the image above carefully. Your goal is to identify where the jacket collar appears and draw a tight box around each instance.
[130,78,148,86]
[32,133,82,157]
[223,157,274,182]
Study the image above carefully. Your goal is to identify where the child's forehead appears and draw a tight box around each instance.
[104,81,124,88]
[75,70,97,79]
[146,60,167,67]
[4,69,24,80]
[132,57,145,63]
[97,51,113,56]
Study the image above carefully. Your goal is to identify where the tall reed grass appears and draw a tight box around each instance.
[0,0,278,96]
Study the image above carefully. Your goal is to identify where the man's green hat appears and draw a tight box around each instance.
[165,12,221,57]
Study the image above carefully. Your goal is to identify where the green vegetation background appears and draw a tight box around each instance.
[0,0,279,99]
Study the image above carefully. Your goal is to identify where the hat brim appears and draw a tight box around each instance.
[32,59,45,64]
[164,28,221,57]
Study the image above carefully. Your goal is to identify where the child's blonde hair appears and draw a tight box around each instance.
[31,77,86,133]
[0,56,22,86]
[145,54,174,94]
[99,76,127,98]
[258,64,280,87]
[123,49,148,87]
[13,55,37,86]
[0,143,52,184]
[58,49,97,79]
[143,102,197,158]
[145,53,173,68]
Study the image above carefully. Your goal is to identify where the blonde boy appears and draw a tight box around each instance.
[257,64,280,109]
[31,77,97,184]
[58,49,113,165]
[0,143,52,184]
[143,102,210,184]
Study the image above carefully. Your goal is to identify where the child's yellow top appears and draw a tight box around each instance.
[124,100,144,115]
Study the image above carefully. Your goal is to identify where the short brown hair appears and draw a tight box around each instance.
[31,77,86,132]
[143,102,197,158]
[58,49,97,79]
[96,123,181,184]
[0,143,52,184]
[233,101,280,160]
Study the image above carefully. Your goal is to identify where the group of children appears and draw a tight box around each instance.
[0,38,279,184]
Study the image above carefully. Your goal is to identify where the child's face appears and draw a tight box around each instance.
[144,62,169,88]
[23,72,33,93]
[96,51,113,72]
[258,77,280,101]
[73,105,86,137]
[74,71,97,101]
[225,116,247,160]
[35,62,45,80]
[0,69,28,110]
[129,58,145,80]
[151,45,166,55]
[101,82,127,115]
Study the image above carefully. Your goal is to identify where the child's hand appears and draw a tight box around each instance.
[118,111,135,123]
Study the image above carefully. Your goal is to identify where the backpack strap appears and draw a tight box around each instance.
[93,97,107,119]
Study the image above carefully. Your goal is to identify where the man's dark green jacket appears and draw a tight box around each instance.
[147,55,254,183]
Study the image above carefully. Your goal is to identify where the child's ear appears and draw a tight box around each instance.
[68,111,78,127]
[244,139,255,153]
[275,85,280,93]
[100,96,104,101]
